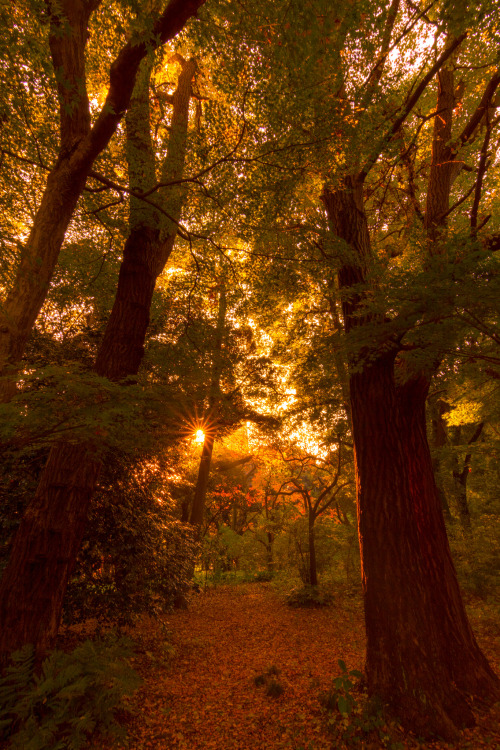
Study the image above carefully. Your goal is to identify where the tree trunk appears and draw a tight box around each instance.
[0,55,196,663]
[452,463,472,532]
[0,444,100,663]
[190,432,216,529]
[322,180,499,739]
[351,361,498,738]
[451,423,483,533]
[429,397,453,523]
[189,282,227,533]
[265,531,274,572]
[307,513,318,587]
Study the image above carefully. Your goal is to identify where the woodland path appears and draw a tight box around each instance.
[102,583,500,750]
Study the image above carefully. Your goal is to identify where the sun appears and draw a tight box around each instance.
[195,429,205,444]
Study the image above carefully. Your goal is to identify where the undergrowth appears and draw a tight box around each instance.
[320,660,404,749]
[286,585,334,608]
[0,633,141,749]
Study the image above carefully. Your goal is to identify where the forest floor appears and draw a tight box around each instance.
[89,582,500,750]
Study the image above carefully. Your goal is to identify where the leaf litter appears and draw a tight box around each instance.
[88,582,499,750]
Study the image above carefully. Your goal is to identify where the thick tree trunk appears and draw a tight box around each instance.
[0,162,89,402]
[0,444,100,662]
[95,227,161,378]
[351,361,498,738]
[322,180,499,739]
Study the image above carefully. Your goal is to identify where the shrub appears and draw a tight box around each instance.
[449,515,500,598]
[286,585,334,608]
[64,453,198,625]
[0,634,141,749]
[320,660,403,749]
[251,570,274,582]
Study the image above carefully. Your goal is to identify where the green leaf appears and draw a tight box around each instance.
[337,695,350,716]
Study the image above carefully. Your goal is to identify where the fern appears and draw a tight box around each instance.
[0,634,141,749]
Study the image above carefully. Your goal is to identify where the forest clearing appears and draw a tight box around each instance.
[82,582,500,750]
[1,0,500,747]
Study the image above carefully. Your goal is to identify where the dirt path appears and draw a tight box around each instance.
[113,583,500,750]
[123,583,365,750]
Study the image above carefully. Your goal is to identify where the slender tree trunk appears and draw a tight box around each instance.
[0,56,196,664]
[307,513,318,587]
[452,460,472,531]
[265,531,275,572]
[190,433,216,529]
[429,397,453,522]
[451,423,483,532]
[189,282,227,534]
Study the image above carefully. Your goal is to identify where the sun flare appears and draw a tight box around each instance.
[195,429,205,444]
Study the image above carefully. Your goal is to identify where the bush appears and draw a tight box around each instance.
[64,453,198,625]
[253,666,284,698]
[319,660,402,748]
[286,585,334,608]
[0,634,141,749]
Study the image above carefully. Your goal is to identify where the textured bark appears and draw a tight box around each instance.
[322,180,499,738]
[94,226,160,379]
[350,358,497,738]
[0,53,197,662]
[320,37,500,735]
[0,444,100,662]
[0,0,205,400]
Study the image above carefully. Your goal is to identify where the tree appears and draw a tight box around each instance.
[320,21,500,743]
[0,43,198,663]
[273,445,352,587]
[0,0,206,401]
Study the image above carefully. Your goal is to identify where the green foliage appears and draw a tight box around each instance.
[286,585,334,609]
[449,516,500,598]
[64,451,198,625]
[320,660,363,717]
[320,661,402,748]
[0,635,141,749]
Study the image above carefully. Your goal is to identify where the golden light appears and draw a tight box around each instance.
[195,429,205,444]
